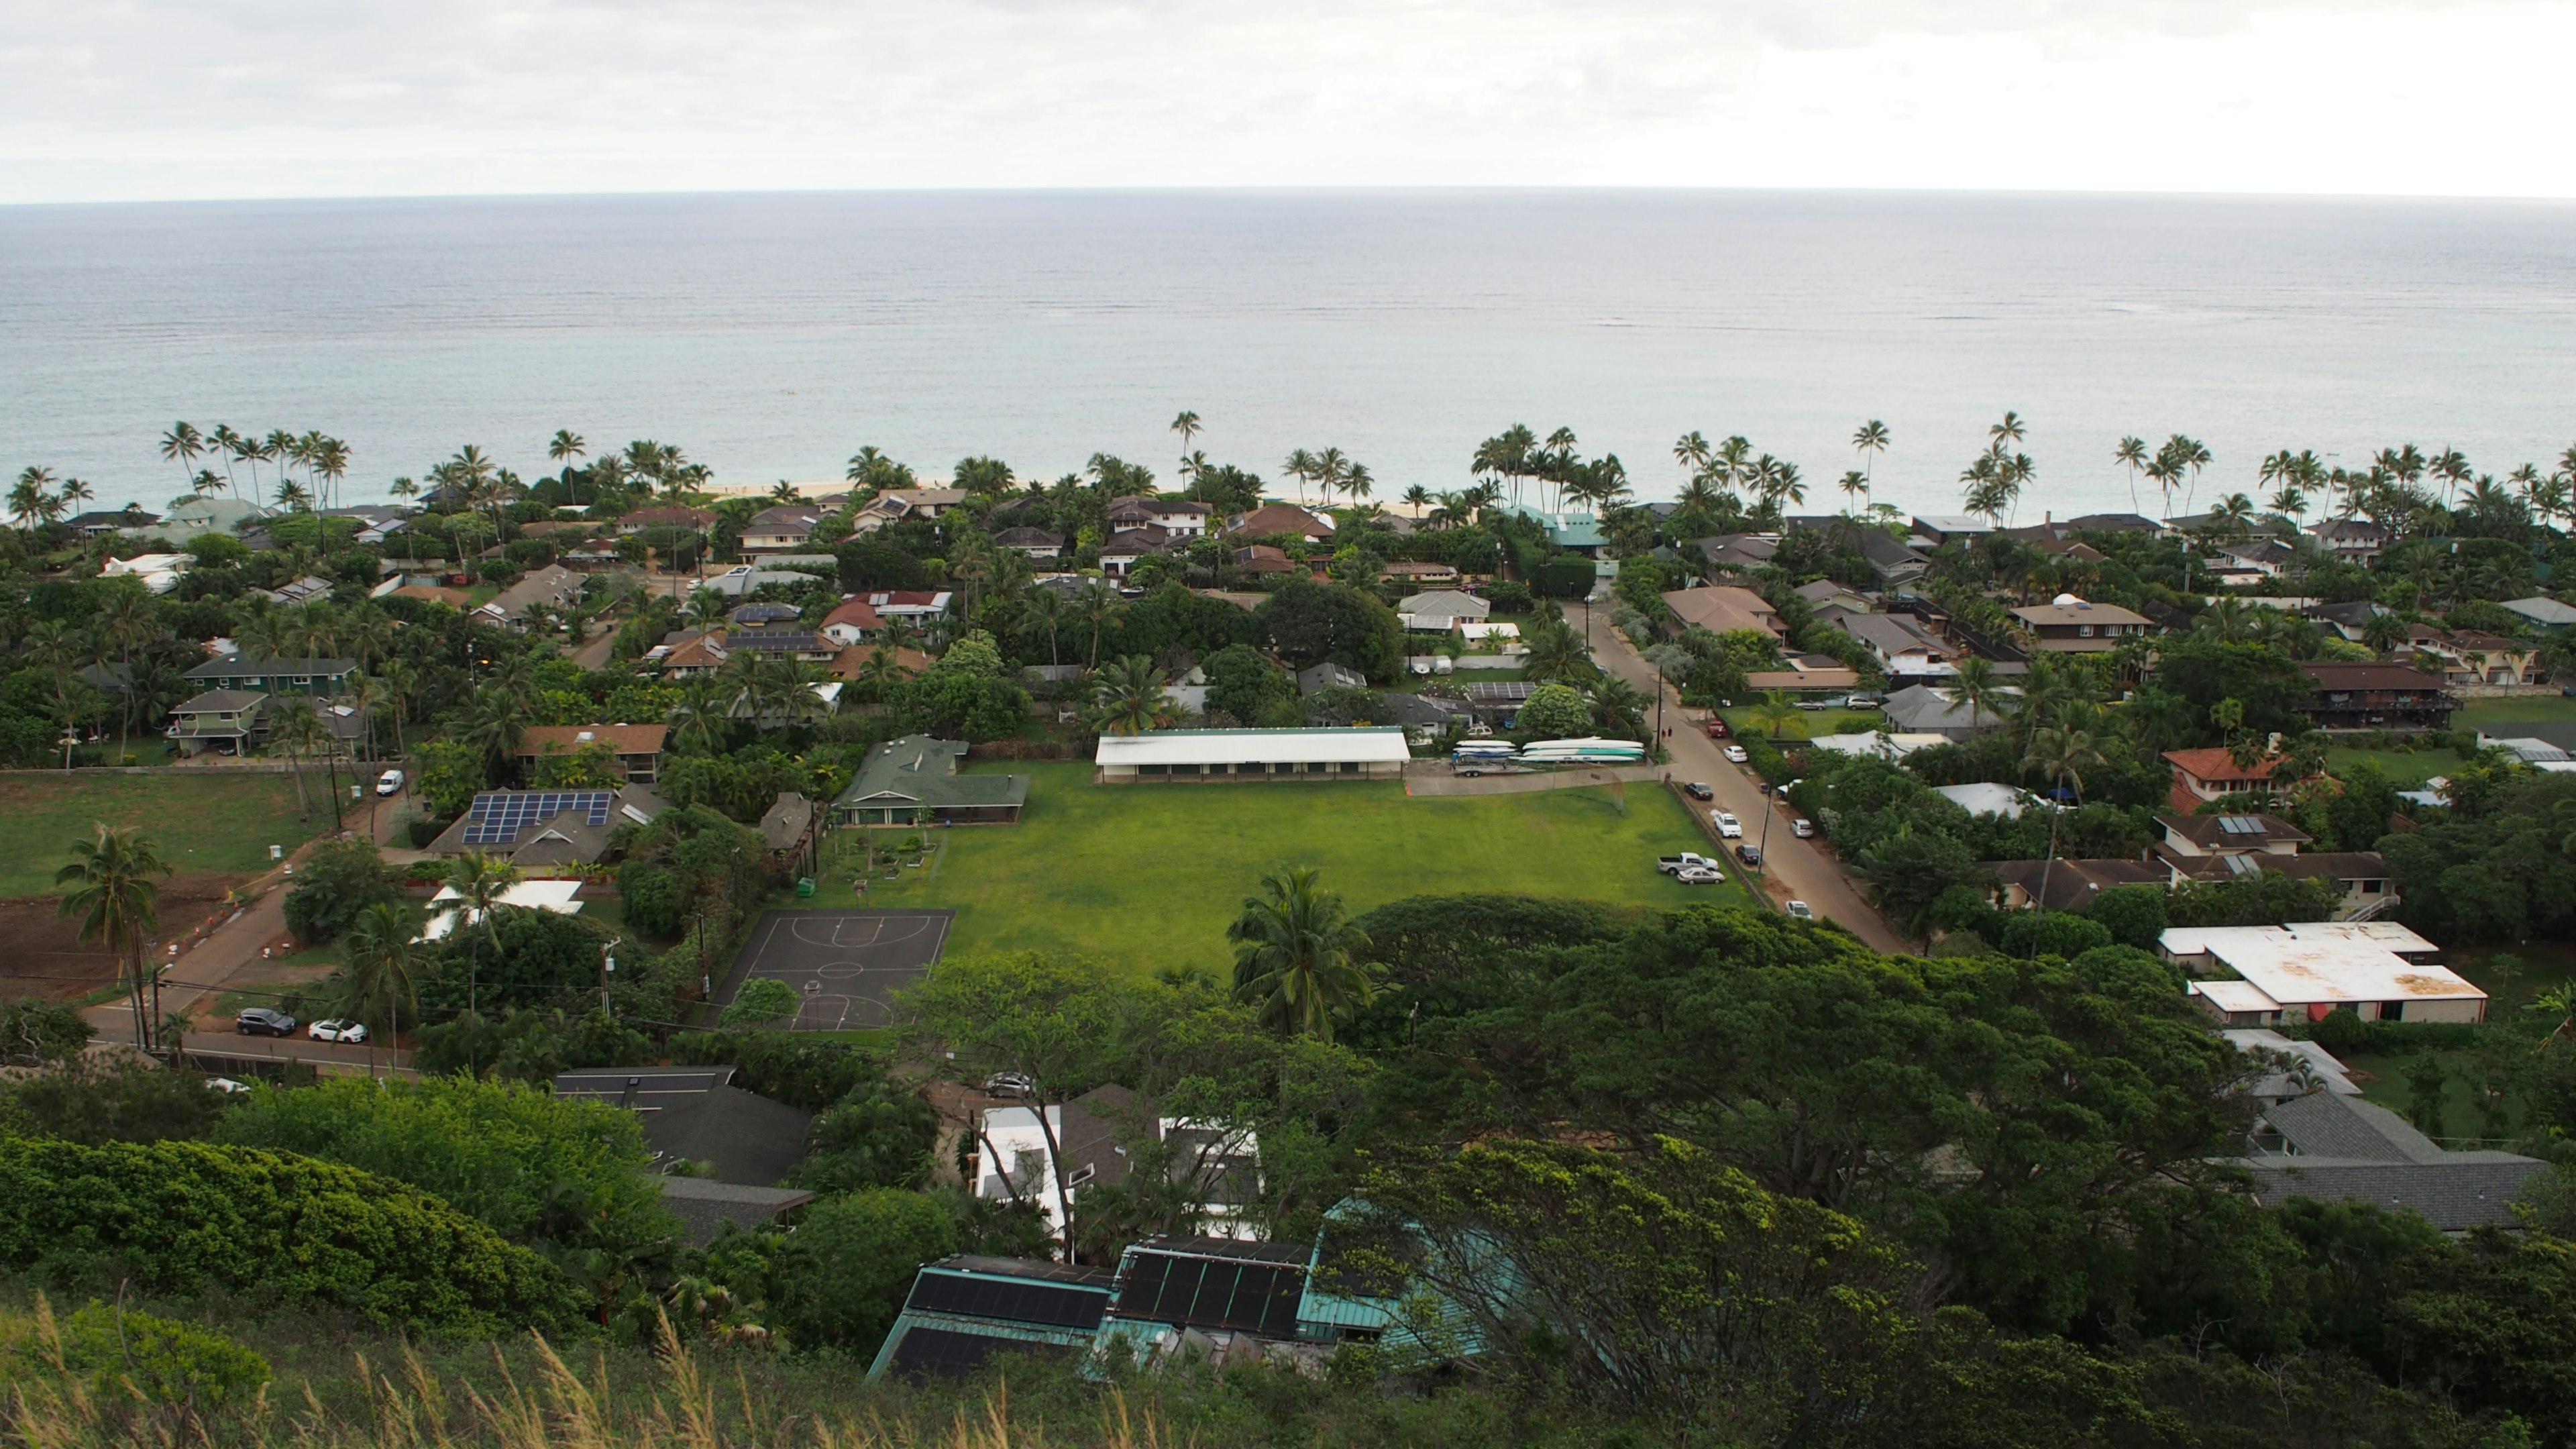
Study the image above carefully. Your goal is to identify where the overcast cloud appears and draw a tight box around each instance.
[4,0,2571,201]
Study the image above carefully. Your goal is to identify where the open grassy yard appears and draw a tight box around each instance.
[1715,706,1887,741]
[2325,746,2449,787]
[2459,696,2576,728]
[827,762,1746,976]
[0,771,327,898]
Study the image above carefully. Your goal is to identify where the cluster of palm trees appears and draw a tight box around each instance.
[1472,425,1631,515]
[1281,447,1374,507]
[1672,431,1806,518]
[2106,433,2212,523]
[1958,413,2039,527]
[160,423,354,511]
[8,466,99,534]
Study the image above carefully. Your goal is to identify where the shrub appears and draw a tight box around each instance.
[769,1189,959,1356]
[48,1299,271,1407]
[280,839,402,944]
[0,1136,582,1334]
[720,977,801,1029]
[0,998,92,1066]
[2086,884,2171,952]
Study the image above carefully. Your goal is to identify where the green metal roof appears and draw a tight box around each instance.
[834,735,1029,810]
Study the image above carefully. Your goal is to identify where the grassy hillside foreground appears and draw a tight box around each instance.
[834,762,1743,975]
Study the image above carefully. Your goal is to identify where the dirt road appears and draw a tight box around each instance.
[1573,602,1915,955]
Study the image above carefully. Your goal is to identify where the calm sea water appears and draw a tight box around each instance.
[3,190,2573,519]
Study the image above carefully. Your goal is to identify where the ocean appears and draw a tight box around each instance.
[3,189,2573,520]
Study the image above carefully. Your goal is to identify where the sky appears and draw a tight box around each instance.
[6,0,2576,202]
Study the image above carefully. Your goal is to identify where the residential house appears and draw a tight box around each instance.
[1842,613,1959,682]
[2061,512,2167,536]
[515,724,669,784]
[2154,813,2394,916]
[971,1083,1261,1242]
[423,786,666,867]
[70,507,158,538]
[1743,655,1862,693]
[759,791,819,876]
[727,602,803,631]
[1296,662,1366,695]
[863,590,955,623]
[650,631,728,679]
[1935,782,2038,818]
[832,735,1029,825]
[819,597,885,645]
[697,560,837,598]
[1880,682,2012,739]
[1226,504,1334,544]
[2008,597,2153,653]
[1379,559,1460,588]
[2236,1090,2538,1232]
[474,564,584,630]
[1108,496,1212,536]
[2302,600,2385,643]
[1660,586,1784,639]
[870,488,969,521]
[2163,747,2318,812]
[2308,518,2387,566]
[2210,539,2297,584]
[2500,596,2576,631]
[2031,537,2107,564]
[1987,857,2171,912]
[723,630,839,665]
[164,690,268,757]
[2166,922,2481,1024]
[1908,515,1994,549]
[1794,579,1873,614]
[656,1179,817,1246]
[992,527,1065,560]
[1508,507,1608,556]
[2298,661,2457,732]
[1855,530,1931,588]
[1098,527,1175,578]
[1806,731,1953,761]
[419,879,586,941]
[866,1256,1119,1378]
[741,506,825,555]
[183,654,357,696]
[2420,629,2542,687]
[616,505,719,537]
[100,552,188,594]
[1396,589,1491,631]
[125,496,263,544]
[1692,533,1779,574]
[554,1067,815,1185]
[1230,545,1298,575]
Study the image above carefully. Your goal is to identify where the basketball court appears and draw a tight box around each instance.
[720,910,954,1030]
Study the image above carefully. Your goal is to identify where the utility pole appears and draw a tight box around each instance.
[600,936,623,1016]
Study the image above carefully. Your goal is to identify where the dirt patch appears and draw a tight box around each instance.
[0,873,254,1003]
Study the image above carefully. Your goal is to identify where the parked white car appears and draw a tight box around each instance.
[1721,745,1750,764]
[307,1019,369,1044]
[375,768,405,796]
[1791,818,1816,839]
[1785,900,1815,919]
[1713,812,1743,839]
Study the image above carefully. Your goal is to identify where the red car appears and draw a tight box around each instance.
[1703,718,1729,739]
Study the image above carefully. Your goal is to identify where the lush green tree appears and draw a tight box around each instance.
[0,1136,582,1333]
[1513,682,1593,741]
[1256,578,1403,681]
[1202,643,1291,722]
[0,996,92,1065]
[720,977,801,1028]
[211,1074,675,1256]
[0,1055,229,1144]
[769,1189,959,1356]
[413,737,488,817]
[2084,883,2171,951]
[280,838,401,944]
[788,1073,939,1195]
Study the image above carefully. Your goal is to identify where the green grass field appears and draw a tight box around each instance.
[1715,706,1888,741]
[2325,747,2448,787]
[824,762,1746,976]
[0,772,328,897]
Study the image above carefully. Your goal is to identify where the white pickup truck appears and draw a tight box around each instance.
[1656,852,1721,875]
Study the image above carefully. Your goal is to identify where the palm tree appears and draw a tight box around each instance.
[1076,580,1126,669]
[1342,462,1373,505]
[1747,690,1806,743]
[339,899,423,1047]
[1015,586,1067,666]
[1169,411,1201,462]
[158,422,205,490]
[1989,411,2027,453]
[94,588,157,751]
[268,699,331,820]
[1851,419,1889,500]
[2112,435,2148,514]
[1226,866,1372,1042]
[1674,431,1714,482]
[445,849,523,1018]
[343,672,390,764]
[548,429,587,500]
[1838,470,1870,511]
[1282,449,1318,504]
[668,680,731,754]
[56,824,172,1051]
[1519,616,1589,684]
[1949,654,2008,735]
[2023,724,2106,928]
[1589,675,1648,739]
[458,689,529,771]
[205,425,245,496]
[1088,655,1175,735]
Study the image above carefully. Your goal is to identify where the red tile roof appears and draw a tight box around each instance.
[518,724,669,758]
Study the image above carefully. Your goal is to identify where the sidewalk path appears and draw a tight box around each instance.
[1573,602,1915,956]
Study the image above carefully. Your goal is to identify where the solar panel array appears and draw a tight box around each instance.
[888,1326,1071,1377]
[907,1270,1111,1330]
[460,791,616,845]
[2216,815,2265,835]
[1463,682,1536,702]
[1115,1250,1305,1336]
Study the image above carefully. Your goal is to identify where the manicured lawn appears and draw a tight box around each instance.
[2325,747,2449,787]
[0,772,327,898]
[2459,696,2576,728]
[824,763,1746,977]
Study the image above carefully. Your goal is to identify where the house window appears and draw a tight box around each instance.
[2078,624,2094,637]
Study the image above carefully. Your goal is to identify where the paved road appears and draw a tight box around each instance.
[83,874,301,1045]
[1573,602,1915,955]
[182,1031,416,1079]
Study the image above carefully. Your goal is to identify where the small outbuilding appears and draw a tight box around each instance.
[1095,727,1411,783]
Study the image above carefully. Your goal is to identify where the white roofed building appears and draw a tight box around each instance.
[1095,727,1411,784]
[2165,922,2485,1026]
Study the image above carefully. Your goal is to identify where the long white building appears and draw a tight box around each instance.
[2165,922,2485,1026]
[1094,727,1411,784]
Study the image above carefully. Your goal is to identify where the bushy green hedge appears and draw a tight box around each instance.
[0,1136,582,1335]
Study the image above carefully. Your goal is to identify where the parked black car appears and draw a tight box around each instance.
[1735,844,1763,867]
[1683,782,1714,801]
[236,1008,298,1036]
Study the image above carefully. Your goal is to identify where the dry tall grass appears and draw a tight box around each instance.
[1,1295,1187,1449]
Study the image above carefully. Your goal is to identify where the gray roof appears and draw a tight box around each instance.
[2503,596,2576,627]
[656,1177,816,1246]
[2242,1091,2540,1232]
[1843,612,1952,660]
[1297,662,1368,695]
[835,735,1030,812]
[186,655,358,682]
[759,792,816,852]
[555,1068,816,1187]
[1878,683,2006,735]
[1397,588,1491,621]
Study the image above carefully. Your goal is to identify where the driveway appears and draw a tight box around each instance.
[1573,603,1915,955]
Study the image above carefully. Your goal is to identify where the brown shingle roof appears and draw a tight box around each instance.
[518,724,669,759]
